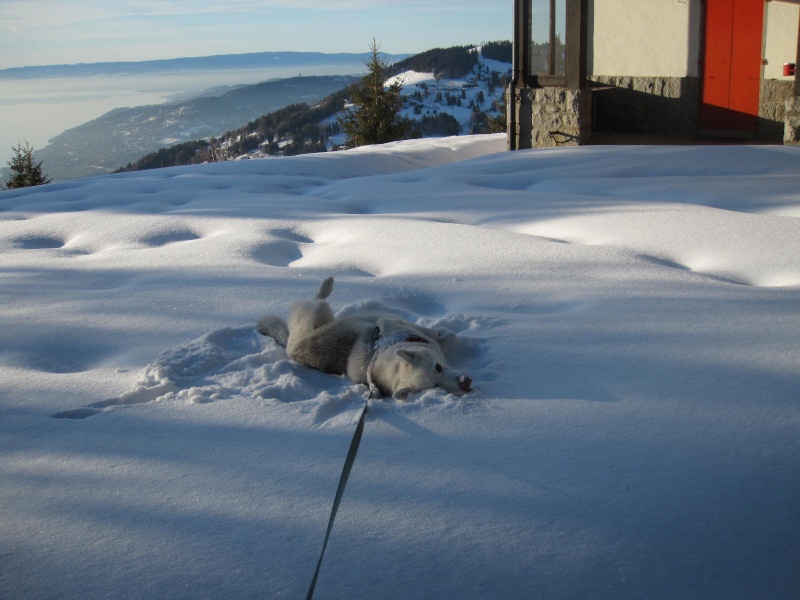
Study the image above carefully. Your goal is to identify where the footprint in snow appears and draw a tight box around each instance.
[141,229,201,247]
[15,235,66,249]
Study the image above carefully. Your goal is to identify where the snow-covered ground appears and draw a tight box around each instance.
[1,134,798,599]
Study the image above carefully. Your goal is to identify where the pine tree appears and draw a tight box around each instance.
[3,142,52,189]
[338,39,409,148]
[488,89,508,134]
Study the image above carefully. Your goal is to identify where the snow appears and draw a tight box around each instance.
[386,69,436,88]
[2,133,799,599]
[388,52,510,136]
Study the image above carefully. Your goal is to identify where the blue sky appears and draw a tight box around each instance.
[0,0,511,69]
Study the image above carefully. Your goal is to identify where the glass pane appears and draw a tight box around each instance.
[529,0,550,75]
[554,0,566,76]
[528,0,567,77]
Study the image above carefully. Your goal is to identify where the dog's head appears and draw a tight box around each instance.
[386,346,472,400]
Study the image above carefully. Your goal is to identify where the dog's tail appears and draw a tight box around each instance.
[316,276,334,300]
[257,315,290,347]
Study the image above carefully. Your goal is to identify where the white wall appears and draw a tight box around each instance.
[589,0,703,78]
[764,1,800,79]
[590,0,799,81]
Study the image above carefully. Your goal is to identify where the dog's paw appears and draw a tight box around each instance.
[392,387,413,400]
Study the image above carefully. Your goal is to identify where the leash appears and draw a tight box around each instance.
[307,325,427,598]
[305,399,369,600]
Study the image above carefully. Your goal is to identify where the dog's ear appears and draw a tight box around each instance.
[393,387,413,400]
[396,349,417,363]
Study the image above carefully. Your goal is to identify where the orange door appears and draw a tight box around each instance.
[699,0,764,133]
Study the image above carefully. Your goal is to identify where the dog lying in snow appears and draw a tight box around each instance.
[257,277,472,399]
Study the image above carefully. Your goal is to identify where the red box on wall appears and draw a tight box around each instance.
[785,63,797,76]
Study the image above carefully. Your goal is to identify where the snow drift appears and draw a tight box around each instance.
[1,134,798,599]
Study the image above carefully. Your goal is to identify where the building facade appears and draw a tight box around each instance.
[509,0,800,148]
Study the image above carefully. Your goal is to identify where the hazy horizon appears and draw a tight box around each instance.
[0,1,509,70]
[0,49,410,75]
[1,1,509,168]
[0,54,374,166]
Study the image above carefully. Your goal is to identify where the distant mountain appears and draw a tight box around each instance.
[13,46,510,182]
[119,44,512,174]
[35,75,358,181]
[0,51,409,79]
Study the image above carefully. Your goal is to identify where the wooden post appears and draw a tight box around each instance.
[566,0,588,89]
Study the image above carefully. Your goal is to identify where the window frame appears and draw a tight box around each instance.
[514,0,587,89]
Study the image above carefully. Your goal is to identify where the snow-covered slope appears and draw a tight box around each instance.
[1,135,798,599]
[325,53,509,149]
[391,53,509,133]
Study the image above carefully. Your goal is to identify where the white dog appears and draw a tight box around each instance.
[257,277,472,399]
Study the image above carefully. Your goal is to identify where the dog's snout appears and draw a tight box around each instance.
[457,373,472,392]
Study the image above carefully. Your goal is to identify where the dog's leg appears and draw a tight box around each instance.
[288,300,334,336]
[316,276,334,300]
[258,278,335,348]
[256,315,290,347]
[287,277,336,346]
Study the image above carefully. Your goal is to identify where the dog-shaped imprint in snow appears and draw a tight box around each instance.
[257,277,472,399]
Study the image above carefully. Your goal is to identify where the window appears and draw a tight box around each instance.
[529,0,566,78]
[514,0,586,88]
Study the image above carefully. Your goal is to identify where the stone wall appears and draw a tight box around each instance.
[510,87,592,149]
[531,88,593,147]
[760,79,795,141]
[509,76,797,147]
[589,75,699,136]
[785,95,800,145]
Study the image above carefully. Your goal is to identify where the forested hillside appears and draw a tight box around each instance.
[37,75,357,181]
[118,92,349,171]
[118,43,511,174]
[389,45,479,79]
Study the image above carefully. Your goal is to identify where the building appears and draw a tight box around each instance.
[509,0,800,149]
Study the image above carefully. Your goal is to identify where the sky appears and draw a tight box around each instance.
[0,0,511,69]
